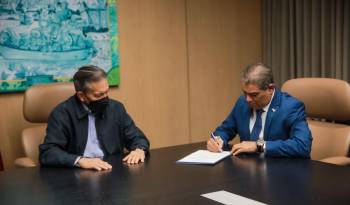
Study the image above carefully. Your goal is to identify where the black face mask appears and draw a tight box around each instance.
[86,96,109,114]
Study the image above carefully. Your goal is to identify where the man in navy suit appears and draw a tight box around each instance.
[207,63,312,157]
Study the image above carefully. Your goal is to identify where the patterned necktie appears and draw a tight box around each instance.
[251,109,264,141]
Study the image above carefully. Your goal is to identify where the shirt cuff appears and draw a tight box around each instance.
[74,156,82,167]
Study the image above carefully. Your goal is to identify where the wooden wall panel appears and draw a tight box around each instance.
[187,0,262,143]
[237,0,262,67]
[114,0,190,149]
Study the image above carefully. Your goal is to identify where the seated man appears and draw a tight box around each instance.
[207,63,312,157]
[39,65,150,170]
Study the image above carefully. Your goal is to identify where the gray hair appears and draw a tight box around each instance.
[241,63,274,90]
[73,65,107,92]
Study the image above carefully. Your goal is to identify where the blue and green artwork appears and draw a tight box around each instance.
[0,0,119,93]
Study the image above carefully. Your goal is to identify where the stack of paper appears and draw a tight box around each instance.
[201,190,267,205]
[176,150,231,165]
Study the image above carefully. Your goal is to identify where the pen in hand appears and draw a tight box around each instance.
[211,132,223,152]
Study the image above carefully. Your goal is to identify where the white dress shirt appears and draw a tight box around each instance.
[249,89,275,140]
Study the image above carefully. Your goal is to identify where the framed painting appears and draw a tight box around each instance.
[0,0,119,93]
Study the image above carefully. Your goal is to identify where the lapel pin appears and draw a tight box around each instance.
[272,108,276,112]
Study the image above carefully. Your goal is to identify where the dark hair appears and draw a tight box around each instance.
[73,65,107,92]
[241,63,274,90]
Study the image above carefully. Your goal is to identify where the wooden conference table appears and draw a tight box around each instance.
[0,142,349,205]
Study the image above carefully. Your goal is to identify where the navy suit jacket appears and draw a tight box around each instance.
[214,88,312,158]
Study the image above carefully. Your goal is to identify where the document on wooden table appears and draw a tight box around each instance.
[201,190,267,205]
[176,150,231,165]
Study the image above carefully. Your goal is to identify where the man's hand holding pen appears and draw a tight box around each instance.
[207,133,224,152]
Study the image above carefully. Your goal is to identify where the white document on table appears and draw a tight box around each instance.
[201,190,267,205]
[176,150,231,165]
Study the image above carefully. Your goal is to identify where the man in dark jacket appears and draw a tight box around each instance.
[39,65,150,170]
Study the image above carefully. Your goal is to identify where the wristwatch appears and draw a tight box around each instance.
[256,139,265,153]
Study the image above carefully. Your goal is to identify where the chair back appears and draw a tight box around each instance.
[281,78,350,121]
[308,120,350,160]
[24,82,75,123]
[282,78,350,161]
[15,82,75,167]
[21,125,47,165]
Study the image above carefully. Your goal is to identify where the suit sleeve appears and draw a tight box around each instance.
[265,101,312,158]
[39,108,79,167]
[120,104,150,152]
[213,100,240,146]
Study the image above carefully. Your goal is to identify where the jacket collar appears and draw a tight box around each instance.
[263,88,282,139]
[269,88,282,111]
[72,94,90,120]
